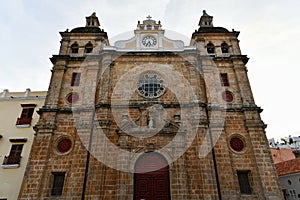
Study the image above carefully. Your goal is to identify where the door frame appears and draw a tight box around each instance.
[133,152,171,200]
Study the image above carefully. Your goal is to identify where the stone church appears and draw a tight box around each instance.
[19,11,283,200]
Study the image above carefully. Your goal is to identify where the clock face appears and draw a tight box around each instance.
[142,35,157,47]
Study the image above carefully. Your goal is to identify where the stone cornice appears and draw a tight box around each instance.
[0,96,45,102]
[197,54,249,64]
[241,105,263,113]
[37,104,261,114]
[33,123,57,133]
[207,104,262,113]
[59,30,108,38]
[230,55,249,64]
[37,107,72,114]
[192,31,240,39]
[245,121,267,129]
[50,54,100,65]
[96,101,207,109]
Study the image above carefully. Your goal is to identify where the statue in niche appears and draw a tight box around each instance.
[146,104,167,129]
[148,116,154,128]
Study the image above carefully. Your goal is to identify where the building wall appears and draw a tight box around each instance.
[278,173,300,200]
[0,89,46,200]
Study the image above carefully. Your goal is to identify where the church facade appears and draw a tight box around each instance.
[19,11,283,200]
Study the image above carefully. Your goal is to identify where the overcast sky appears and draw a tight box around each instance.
[1,0,300,140]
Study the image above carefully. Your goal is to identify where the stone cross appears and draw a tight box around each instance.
[146,15,152,20]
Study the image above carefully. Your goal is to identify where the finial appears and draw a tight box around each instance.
[1,89,8,98]
[202,10,210,16]
[146,15,152,20]
[25,88,31,97]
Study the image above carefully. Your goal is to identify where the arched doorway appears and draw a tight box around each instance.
[134,152,171,200]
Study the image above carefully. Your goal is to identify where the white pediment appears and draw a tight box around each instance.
[110,16,185,52]
[114,34,184,51]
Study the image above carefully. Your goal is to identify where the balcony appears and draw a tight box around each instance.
[1,156,21,168]
[16,117,32,127]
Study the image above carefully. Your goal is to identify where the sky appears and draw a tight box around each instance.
[1,0,300,140]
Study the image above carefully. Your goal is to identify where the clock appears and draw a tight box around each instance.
[142,35,157,47]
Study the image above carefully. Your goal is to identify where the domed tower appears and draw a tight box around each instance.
[18,13,110,199]
[190,10,283,200]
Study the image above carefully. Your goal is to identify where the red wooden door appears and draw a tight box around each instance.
[134,153,171,200]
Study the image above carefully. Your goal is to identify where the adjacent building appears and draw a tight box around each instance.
[269,136,300,150]
[18,11,283,199]
[269,137,300,199]
[0,89,46,200]
[275,158,300,199]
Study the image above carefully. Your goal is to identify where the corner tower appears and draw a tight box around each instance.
[191,10,283,199]
[18,13,110,199]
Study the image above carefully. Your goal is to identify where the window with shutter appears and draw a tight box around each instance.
[71,72,81,86]
[220,73,229,86]
[51,172,65,196]
[16,105,36,126]
[2,144,23,165]
[237,171,252,194]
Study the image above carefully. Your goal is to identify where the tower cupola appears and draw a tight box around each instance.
[85,12,100,27]
[199,10,213,27]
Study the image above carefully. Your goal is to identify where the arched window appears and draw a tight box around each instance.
[221,42,229,53]
[84,42,93,53]
[207,42,215,54]
[70,42,79,54]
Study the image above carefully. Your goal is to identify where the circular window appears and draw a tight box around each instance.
[66,92,79,103]
[222,91,234,103]
[56,138,72,154]
[137,73,166,99]
[230,137,245,152]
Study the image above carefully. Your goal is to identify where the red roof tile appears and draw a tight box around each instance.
[275,157,300,176]
[270,148,295,164]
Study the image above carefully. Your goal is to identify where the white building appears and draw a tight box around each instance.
[269,136,300,149]
[276,158,300,200]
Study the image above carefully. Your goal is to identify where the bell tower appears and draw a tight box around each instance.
[190,10,283,200]
[199,10,213,27]
[85,12,100,27]
[18,13,110,199]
